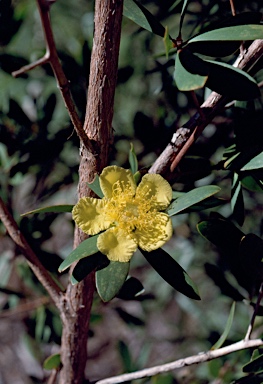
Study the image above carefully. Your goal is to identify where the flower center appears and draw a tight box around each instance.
[104,180,157,234]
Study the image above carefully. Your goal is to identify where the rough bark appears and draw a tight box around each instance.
[59,1,124,383]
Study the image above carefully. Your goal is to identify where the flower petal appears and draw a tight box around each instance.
[97,228,138,262]
[136,174,172,209]
[99,166,136,199]
[72,197,111,235]
[136,213,173,251]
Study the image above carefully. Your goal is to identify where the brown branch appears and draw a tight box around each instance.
[149,39,263,176]
[0,197,62,309]
[58,1,124,383]
[12,0,93,153]
[95,338,263,384]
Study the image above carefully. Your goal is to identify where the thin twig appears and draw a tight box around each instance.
[11,0,93,153]
[0,197,62,309]
[149,39,263,176]
[95,338,263,384]
[245,282,263,341]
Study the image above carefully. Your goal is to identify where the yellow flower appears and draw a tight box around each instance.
[72,166,173,262]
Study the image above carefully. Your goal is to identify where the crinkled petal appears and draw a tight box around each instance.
[97,227,138,262]
[72,197,111,235]
[136,174,172,210]
[136,213,173,251]
[99,166,136,199]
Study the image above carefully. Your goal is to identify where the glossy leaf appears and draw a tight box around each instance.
[116,277,144,300]
[21,204,74,216]
[96,261,130,302]
[58,235,99,272]
[188,25,263,44]
[163,26,173,58]
[232,374,263,384]
[141,248,200,300]
[129,142,138,174]
[243,354,263,374]
[241,151,263,171]
[174,50,208,91]
[43,353,61,370]
[205,60,260,101]
[71,252,109,285]
[166,185,220,216]
[211,302,236,350]
[87,174,103,198]
[123,0,165,37]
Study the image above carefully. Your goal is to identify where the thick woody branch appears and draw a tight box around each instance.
[59,1,124,383]
[0,197,62,308]
[95,338,263,384]
[12,0,92,153]
[149,39,263,176]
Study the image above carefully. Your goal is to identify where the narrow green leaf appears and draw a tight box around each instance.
[166,185,221,216]
[71,252,109,285]
[205,60,260,101]
[87,174,103,198]
[129,142,138,174]
[141,248,200,300]
[163,26,173,59]
[241,175,263,193]
[179,0,191,36]
[123,0,165,37]
[21,204,74,216]
[43,353,61,370]
[58,235,99,272]
[241,151,263,171]
[116,277,144,300]
[96,261,130,302]
[243,354,263,374]
[231,173,244,226]
[188,25,263,44]
[211,302,236,350]
[174,50,208,91]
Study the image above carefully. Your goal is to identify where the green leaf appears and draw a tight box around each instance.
[71,252,109,285]
[205,263,244,301]
[166,185,221,216]
[141,248,200,300]
[243,354,263,374]
[179,0,191,36]
[163,26,173,59]
[96,261,130,302]
[21,204,74,216]
[43,353,61,370]
[116,277,144,300]
[241,175,263,193]
[188,25,263,44]
[205,60,260,101]
[174,50,208,91]
[123,0,165,37]
[241,151,263,171]
[129,142,138,174]
[231,173,244,226]
[211,301,236,350]
[58,235,99,272]
[87,174,103,198]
